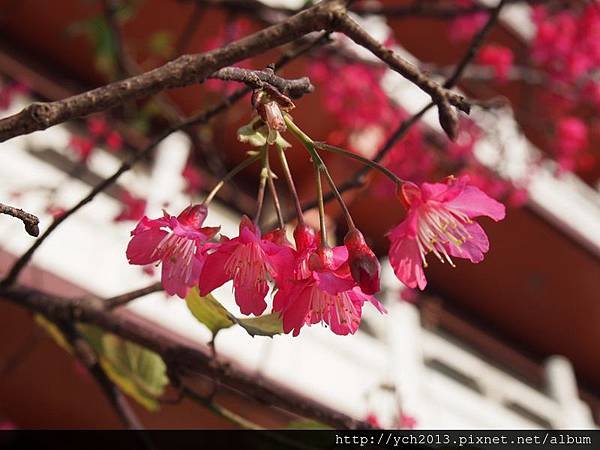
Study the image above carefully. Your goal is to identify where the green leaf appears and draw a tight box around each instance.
[100,334,169,411]
[286,419,332,430]
[237,313,284,337]
[237,118,291,148]
[185,287,284,338]
[185,287,235,336]
[35,318,167,412]
[34,315,71,352]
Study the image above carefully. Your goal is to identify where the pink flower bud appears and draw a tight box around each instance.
[308,246,335,272]
[344,229,381,295]
[293,223,317,252]
[177,204,208,229]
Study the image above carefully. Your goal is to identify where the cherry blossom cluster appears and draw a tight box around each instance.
[529,4,599,174]
[68,116,123,162]
[126,89,505,336]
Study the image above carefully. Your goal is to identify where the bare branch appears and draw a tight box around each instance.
[0,1,341,143]
[209,67,313,98]
[104,282,164,309]
[283,0,509,223]
[0,203,40,237]
[0,0,471,142]
[331,12,469,139]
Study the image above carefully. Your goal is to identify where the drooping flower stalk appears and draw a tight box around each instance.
[276,143,304,224]
[285,114,356,232]
[265,149,285,229]
[313,161,328,245]
[204,152,261,205]
[254,145,269,224]
[314,141,405,185]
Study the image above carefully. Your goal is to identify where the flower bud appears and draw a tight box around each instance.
[264,228,290,246]
[308,246,335,272]
[263,101,287,133]
[293,223,318,252]
[177,204,208,229]
[344,229,381,295]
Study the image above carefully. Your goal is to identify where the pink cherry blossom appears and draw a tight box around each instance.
[87,116,109,138]
[388,176,505,290]
[273,226,385,336]
[198,216,294,316]
[555,116,588,172]
[182,163,204,194]
[114,190,146,223]
[105,131,123,151]
[448,1,488,43]
[366,413,381,428]
[126,204,219,298]
[0,81,28,110]
[477,45,513,82]
[68,135,95,162]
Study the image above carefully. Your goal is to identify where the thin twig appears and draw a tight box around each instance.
[209,67,313,98]
[0,203,40,237]
[104,282,163,309]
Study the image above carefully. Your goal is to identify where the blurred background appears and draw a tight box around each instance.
[0,0,598,429]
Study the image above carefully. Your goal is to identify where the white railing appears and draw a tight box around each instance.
[374,264,596,429]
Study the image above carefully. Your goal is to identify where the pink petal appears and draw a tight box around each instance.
[234,280,269,316]
[198,248,232,296]
[161,254,204,298]
[445,221,490,263]
[445,185,506,221]
[126,228,167,265]
[276,284,311,336]
[389,237,427,290]
[316,271,356,295]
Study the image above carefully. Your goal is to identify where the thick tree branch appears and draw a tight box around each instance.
[0,284,371,430]
[0,203,40,237]
[0,0,470,142]
[0,1,341,143]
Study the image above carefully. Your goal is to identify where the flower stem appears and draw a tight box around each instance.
[314,162,327,244]
[254,145,269,224]
[265,150,285,229]
[276,144,304,225]
[204,152,261,205]
[284,114,356,232]
[314,142,404,185]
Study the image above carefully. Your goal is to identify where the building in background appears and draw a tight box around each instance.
[0,0,598,429]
